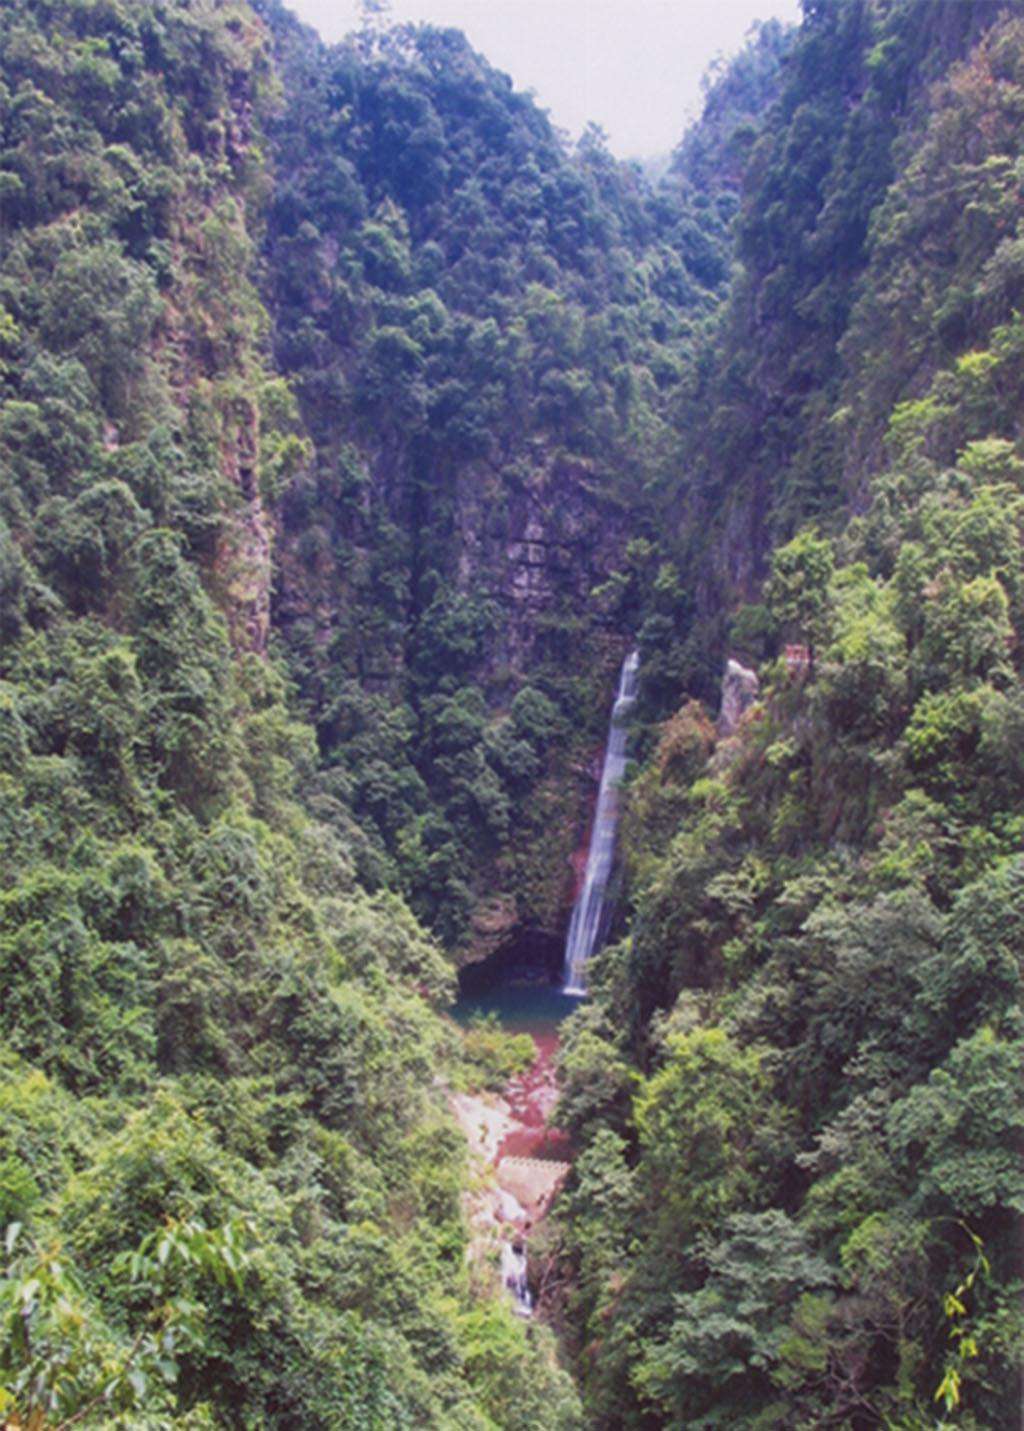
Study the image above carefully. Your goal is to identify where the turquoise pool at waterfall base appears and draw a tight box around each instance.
[451,983,580,1045]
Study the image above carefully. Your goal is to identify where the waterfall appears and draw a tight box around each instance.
[563,649,639,995]
[501,1240,533,1317]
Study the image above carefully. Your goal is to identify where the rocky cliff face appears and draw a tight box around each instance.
[271,420,633,957]
[251,13,715,951]
[215,396,272,655]
[274,443,630,695]
[454,452,627,678]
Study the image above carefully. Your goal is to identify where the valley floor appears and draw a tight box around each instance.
[452,1030,571,1308]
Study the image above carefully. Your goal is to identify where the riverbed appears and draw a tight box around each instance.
[450,978,577,1311]
[452,982,576,1169]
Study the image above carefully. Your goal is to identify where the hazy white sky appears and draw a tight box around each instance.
[287,0,802,158]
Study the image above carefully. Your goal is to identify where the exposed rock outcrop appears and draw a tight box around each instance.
[216,397,272,654]
[717,657,760,736]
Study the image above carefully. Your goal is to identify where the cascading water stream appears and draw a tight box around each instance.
[562,649,639,995]
[501,1240,533,1317]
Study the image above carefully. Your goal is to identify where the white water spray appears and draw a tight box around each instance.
[501,1240,533,1317]
[563,650,639,995]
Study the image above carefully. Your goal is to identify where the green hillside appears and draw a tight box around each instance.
[555,6,1024,1426]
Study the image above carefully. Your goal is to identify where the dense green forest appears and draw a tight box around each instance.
[556,5,1024,1426]
[0,0,1021,1426]
[0,1,581,1423]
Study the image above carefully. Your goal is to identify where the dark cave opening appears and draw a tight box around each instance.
[456,926,565,997]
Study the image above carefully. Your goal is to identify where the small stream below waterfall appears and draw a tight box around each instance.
[451,973,577,1317]
[500,1240,533,1318]
[453,983,576,1162]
